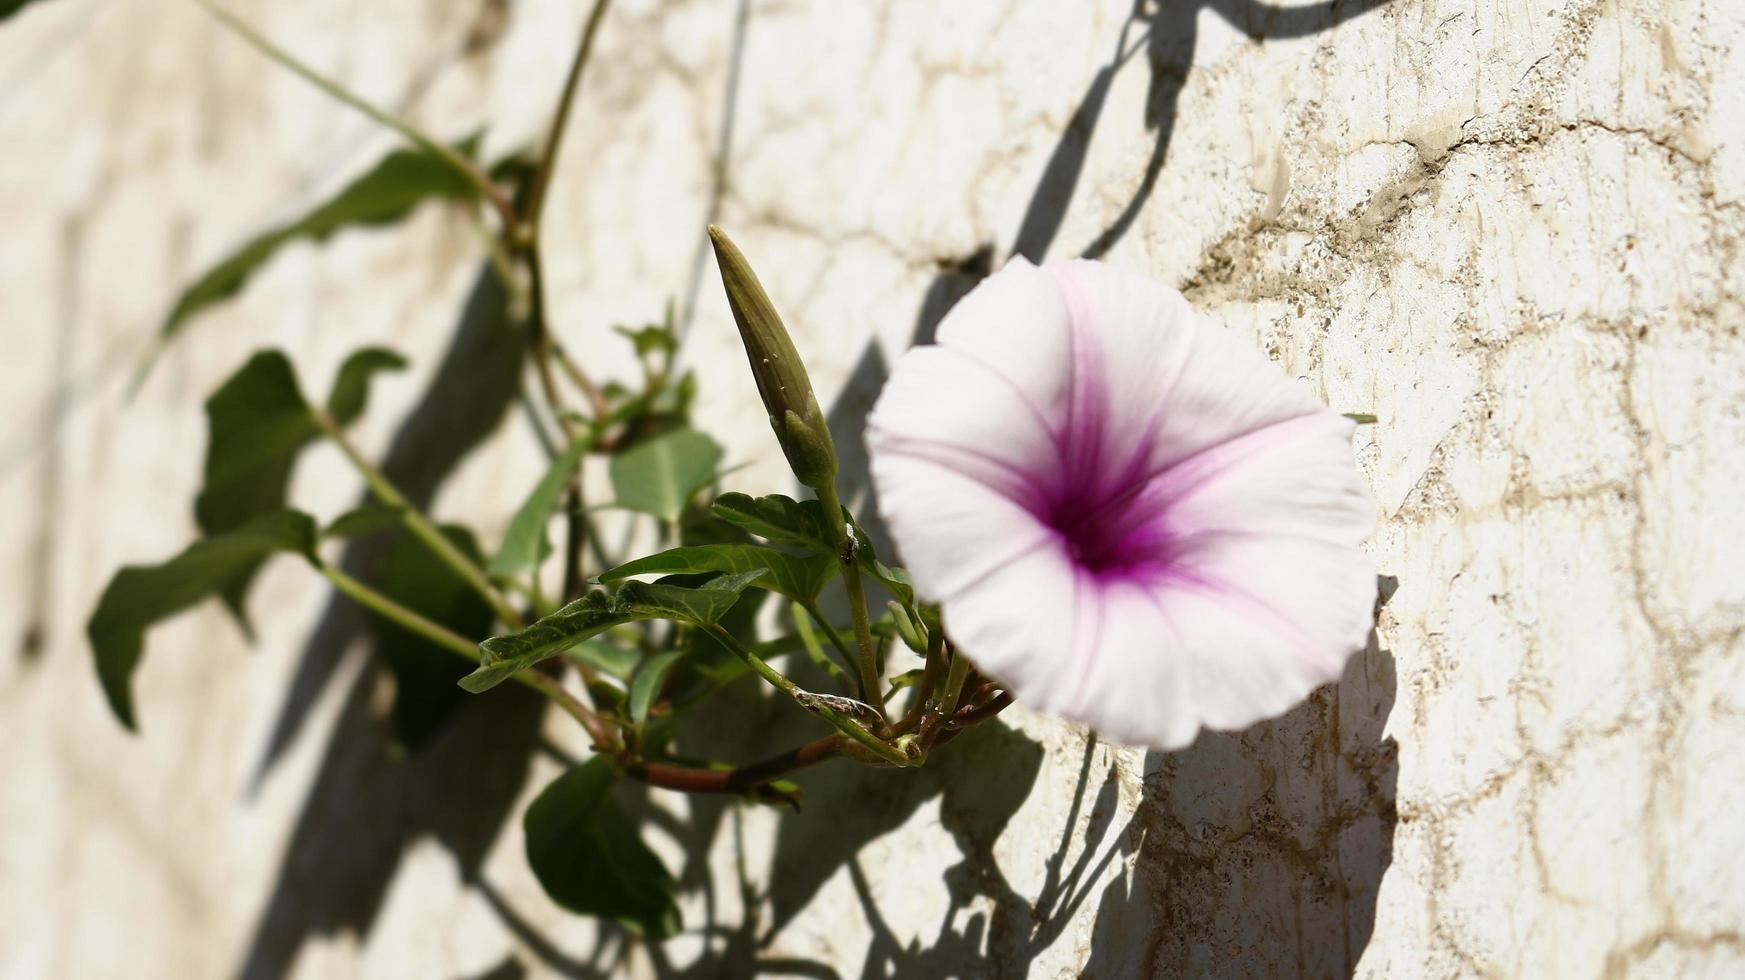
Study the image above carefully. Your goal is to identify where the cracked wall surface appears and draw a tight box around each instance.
[2,0,1742,977]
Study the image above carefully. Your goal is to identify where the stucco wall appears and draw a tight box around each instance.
[2,0,1742,976]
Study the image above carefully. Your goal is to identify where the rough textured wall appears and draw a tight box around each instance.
[2,0,1742,977]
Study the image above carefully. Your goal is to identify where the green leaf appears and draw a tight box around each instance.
[709,492,825,551]
[193,352,319,624]
[322,504,405,540]
[523,758,681,937]
[368,525,494,749]
[193,348,408,622]
[1344,412,1379,425]
[489,433,591,577]
[608,427,723,523]
[601,544,836,602]
[88,510,317,730]
[157,144,482,347]
[709,491,917,606]
[628,650,685,724]
[463,592,629,693]
[461,569,764,693]
[565,637,641,681]
[614,323,678,360]
[325,347,407,426]
[613,568,766,625]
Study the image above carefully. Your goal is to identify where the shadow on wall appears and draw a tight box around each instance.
[1081,626,1399,978]
[225,0,1404,975]
[236,266,546,980]
[811,1,1402,975]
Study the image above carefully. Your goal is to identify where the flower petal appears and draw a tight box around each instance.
[1046,259,1325,497]
[865,344,1061,515]
[867,256,1378,751]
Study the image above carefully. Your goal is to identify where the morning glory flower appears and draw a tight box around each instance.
[866,258,1375,750]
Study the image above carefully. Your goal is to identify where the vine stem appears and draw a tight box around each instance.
[312,408,523,628]
[525,0,613,235]
[703,625,907,766]
[813,482,886,718]
[895,626,946,734]
[191,0,517,234]
[319,564,610,746]
[625,736,843,795]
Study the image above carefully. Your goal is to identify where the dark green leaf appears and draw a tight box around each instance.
[565,637,641,681]
[709,492,825,551]
[193,352,318,624]
[368,525,494,749]
[709,491,916,605]
[523,758,680,937]
[608,427,723,522]
[613,568,766,625]
[158,144,482,347]
[463,592,630,693]
[88,510,317,730]
[461,569,764,693]
[628,650,685,724]
[489,433,591,576]
[322,504,405,540]
[325,347,407,426]
[601,544,835,601]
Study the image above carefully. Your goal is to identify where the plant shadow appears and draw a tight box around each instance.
[230,0,1408,973]
[235,265,541,980]
[1079,620,1399,978]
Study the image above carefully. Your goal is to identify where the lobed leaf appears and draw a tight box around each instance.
[609,427,723,523]
[194,348,407,623]
[600,544,836,602]
[460,569,764,693]
[193,352,319,625]
[710,491,917,606]
[156,144,482,348]
[523,758,680,937]
[709,492,825,551]
[613,568,766,625]
[88,510,317,730]
[325,347,407,425]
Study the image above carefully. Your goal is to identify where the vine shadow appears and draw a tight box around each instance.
[235,265,545,980]
[807,2,1402,973]
[1081,618,1399,978]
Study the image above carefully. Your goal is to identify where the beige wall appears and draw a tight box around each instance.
[2,0,1742,976]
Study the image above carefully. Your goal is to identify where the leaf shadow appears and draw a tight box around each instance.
[235,264,537,980]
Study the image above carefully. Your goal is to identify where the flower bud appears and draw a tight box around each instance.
[708,225,839,490]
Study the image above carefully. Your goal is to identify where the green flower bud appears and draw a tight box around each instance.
[708,225,839,490]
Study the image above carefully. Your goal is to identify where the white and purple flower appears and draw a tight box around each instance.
[867,258,1376,750]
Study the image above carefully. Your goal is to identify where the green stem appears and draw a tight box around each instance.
[796,599,855,680]
[313,409,523,627]
[525,0,613,235]
[319,564,609,745]
[703,625,907,766]
[813,483,886,717]
[192,0,517,234]
[895,626,946,734]
[939,648,972,720]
